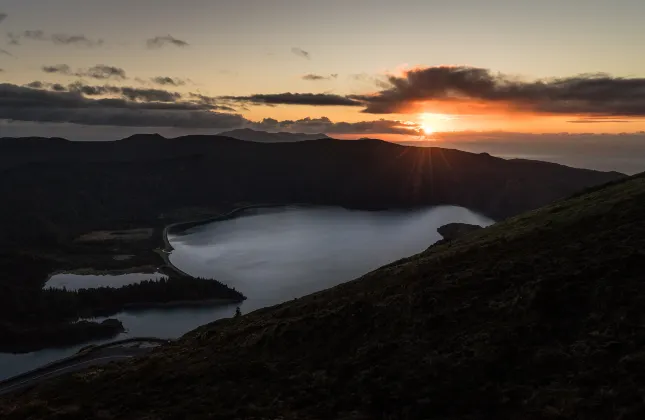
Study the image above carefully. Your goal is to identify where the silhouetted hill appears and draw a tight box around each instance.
[2,172,644,418]
[0,135,623,248]
[218,128,330,142]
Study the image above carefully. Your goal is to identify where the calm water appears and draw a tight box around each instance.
[0,205,492,380]
[45,272,168,290]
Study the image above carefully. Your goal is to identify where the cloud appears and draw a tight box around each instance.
[146,35,189,49]
[42,64,73,75]
[291,47,310,60]
[42,64,127,80]
[0,83,245,129]
[119,87,181,102]
[1,82,419,136]
[225,93,362,107]
[0,13,7,24]
[188,93,236,111]
[0,48,12,57]
[302,74,338,81]
[349,66,645,117]
[151,76,187,86]
[26,81,236,112]
[25,81,67,91]
[567,118,634,124]
[84,65,127,80]
[51,34,104,47]
[252,116,419,135]
[25,81,46,89]
[10,30,103,47]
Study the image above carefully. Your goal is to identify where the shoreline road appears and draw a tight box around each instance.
[0,338,170,396]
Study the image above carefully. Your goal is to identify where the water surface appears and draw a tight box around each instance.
[170,205,493,312]
[0,205,492,380]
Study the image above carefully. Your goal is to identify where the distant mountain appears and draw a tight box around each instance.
[218,128,330,143]
[0,135,624,248]
[3,165,644,418]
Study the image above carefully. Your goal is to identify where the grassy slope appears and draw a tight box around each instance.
[2,175,645,419]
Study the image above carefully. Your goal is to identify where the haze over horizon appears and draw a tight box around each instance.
[1,0,645,171]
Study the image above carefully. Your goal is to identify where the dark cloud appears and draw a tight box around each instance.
[146,35,189,49]
[84,65,127,80]
[42,64,73,75]
[188,93,237,112]
[0,83,245,129]
[302,74,338,81]
[119,87,180,102]
[291,47,310,60]
[10,31,103,47]
[28,81,235,112]
[568,118,634,124]
[26,81,45,89]
[0,82,419,136]
[66,83,180,103]
[350,66,645,117]
[67,82,119,96]
[0,13,7,24]
[42,64,127,80]
[151,76,187,86]
[252,116,419,135]
[23,81,66,92]
[52,34,104,47]
[225,93,362,107]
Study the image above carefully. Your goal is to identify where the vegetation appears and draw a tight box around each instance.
[1,173,644,418]
[2,277,244,324]
[0,135,622,248]
[0,262,245,353]
[0,202,247,352]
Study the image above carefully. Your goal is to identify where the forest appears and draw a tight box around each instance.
[0,251,245,353]
[2,277,244,323]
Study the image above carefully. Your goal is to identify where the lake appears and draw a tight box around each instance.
[0,205,492,380]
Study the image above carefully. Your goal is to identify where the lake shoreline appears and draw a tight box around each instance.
[122,298,241,311]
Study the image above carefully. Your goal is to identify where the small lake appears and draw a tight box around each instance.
[0,205,493,380]
[45,272,168,291]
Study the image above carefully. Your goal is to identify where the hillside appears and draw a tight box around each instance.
[0,135,623,248]
[2,173,644,419]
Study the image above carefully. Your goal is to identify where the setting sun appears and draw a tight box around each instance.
[419,113,454,135]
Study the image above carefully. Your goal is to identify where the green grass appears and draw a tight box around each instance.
[2,174,645,419]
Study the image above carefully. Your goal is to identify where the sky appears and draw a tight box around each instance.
[1,0,645,154]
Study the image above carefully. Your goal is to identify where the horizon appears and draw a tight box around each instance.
[1,1,645,142]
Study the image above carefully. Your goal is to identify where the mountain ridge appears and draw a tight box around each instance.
[0,135,624,248]
[218,128,331,142]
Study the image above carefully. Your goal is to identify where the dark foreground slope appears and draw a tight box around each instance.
[0,135,622,248]
[2,174,645,419]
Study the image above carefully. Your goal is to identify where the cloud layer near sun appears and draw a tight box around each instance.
[4,61,645,135]
[226,66,645,121]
